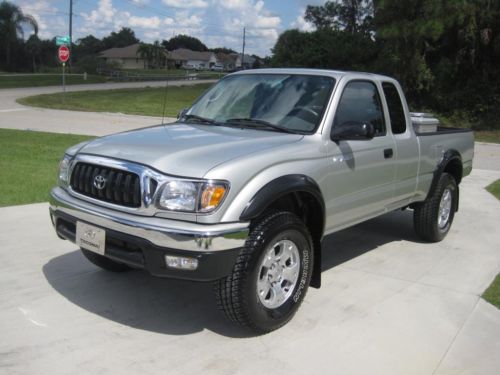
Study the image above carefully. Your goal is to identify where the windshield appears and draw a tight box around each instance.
[186,74,335,133]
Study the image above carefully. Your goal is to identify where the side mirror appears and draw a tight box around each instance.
[331,121,375,141]
[177,108,188,119]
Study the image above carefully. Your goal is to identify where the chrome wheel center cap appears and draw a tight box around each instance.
[257,239,300,309]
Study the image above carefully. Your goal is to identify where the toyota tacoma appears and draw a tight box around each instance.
[50,69,474,332]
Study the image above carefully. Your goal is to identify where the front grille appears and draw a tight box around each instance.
[70,162,141,207]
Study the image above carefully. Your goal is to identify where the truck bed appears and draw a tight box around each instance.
[414,127,475,201]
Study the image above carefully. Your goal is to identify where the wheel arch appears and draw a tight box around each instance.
[239,174,325,289]
[427,149,462,211]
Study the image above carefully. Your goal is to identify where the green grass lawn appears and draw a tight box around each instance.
[17,83,212,117]
[0,74,107,88]
[483,274,500,308]
[486,179,500,200]
[474,130,500,144]
[0,129,93,207]
[483,179,500,308]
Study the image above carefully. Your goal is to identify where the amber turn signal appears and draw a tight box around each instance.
[200,184,227,212]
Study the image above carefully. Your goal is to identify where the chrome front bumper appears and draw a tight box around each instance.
[49,187,249,252]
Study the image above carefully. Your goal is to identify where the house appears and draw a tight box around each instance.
[216,52,241,71]
[239,54,257,69]
[98,43,145,69]
[168,48,217,70]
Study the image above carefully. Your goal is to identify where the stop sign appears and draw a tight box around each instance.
[58,45,70,63]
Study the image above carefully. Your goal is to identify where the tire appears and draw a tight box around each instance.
[214,211,313,333]
[414,172,458,242]
[80,248,132,272]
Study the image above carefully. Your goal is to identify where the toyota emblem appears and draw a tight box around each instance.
[93,175,106,190]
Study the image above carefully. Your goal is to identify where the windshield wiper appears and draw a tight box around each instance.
[181,114,219,125]
[225,118,298,134]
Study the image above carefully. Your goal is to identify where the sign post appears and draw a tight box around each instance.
[56,36,71,46]
[58,45,70,102]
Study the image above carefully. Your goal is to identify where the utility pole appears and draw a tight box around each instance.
[69,0,73,70]
[241,27,246,70]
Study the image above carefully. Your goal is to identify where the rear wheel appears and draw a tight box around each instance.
[214,211,313,333]
[80,248,132,272]
[414,173,457,242]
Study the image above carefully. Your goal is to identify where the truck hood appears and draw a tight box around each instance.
[78,123,303,178]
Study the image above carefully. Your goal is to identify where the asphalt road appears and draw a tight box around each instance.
[0,79,216,136]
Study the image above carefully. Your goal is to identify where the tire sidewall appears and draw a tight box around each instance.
[435,175,457,238]
[244,216,313,331]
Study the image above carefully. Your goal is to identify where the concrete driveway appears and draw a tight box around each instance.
[1,82,499,374]
[0,80,216,136]
[1,166,499,374]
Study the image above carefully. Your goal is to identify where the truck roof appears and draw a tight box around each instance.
[232,68,395,82]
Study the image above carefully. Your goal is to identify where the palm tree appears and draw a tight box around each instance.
[0,1,38,67]
[25,34,41,72]
[137,43,153,69]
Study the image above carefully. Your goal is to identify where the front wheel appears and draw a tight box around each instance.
[414,173,458,242]
[214,211,313,333]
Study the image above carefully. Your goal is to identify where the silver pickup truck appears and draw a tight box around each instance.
[50,69,474,332]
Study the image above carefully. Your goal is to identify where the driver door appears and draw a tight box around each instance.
[324,79,397,232]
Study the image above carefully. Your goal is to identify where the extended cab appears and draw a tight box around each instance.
[50,69,474,332]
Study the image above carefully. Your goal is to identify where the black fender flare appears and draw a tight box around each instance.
[240,174,325,225]
[239,174,325,289]
[426,149,461,211]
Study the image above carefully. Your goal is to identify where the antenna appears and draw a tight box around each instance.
[161,69,169,125]
[69,0,73,70]
[241,27,246,70]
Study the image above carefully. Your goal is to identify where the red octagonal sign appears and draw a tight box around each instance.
[58,45,70,63]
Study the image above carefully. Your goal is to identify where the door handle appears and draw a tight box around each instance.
[384,148,393,159]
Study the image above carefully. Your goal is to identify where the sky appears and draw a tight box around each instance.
[12,0,326,57]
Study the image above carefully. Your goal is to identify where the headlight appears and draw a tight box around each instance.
[159,181,197,211]
[158,180,228,213]
[58,155,72,186]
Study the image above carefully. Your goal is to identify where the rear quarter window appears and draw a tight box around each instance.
[382,82,407,134]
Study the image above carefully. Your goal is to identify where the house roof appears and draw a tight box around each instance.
[168,48,214,61]
[99,43,141,59]
[216,52,239,64]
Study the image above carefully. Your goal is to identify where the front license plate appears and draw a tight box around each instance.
[76,221,106,255]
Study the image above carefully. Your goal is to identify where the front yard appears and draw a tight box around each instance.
[482,178,500,308]
[17,83,212,118]
[0,74,106,88]
[0,129,93,207]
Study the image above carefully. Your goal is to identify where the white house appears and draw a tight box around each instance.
[168,49,217,70]
[98,44,145,69]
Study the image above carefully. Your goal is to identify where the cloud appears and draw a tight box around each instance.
[162,0,208,9]
[213,0,281,56]
[291,8,315,32]
[219,0,249,9]
[128,16,161,29]
[80,0,116,27]
[15,0,66,39]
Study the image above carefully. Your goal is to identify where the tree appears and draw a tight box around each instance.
[75,35,104,58]
[102,27,139,49]
[305,0,373,35]
[0,0,38,67]
[272,28,377,70]
[162,34,208,51]
[137,41,165,69]
[25,34,40,71]
[210,47,237,54]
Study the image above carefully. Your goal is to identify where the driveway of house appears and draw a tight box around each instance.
[1,81,499,374]
[0,79,216,136]
[0,166,499,374]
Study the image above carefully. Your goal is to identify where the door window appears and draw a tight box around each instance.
[333,81,386,136]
